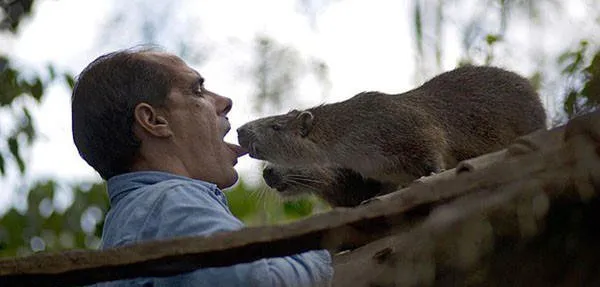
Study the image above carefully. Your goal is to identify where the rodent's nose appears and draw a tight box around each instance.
[236,126,251,149]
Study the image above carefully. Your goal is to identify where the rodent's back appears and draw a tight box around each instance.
[400,65,546,162]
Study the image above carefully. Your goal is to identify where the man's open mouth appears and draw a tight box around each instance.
[226,142,248,157]
[221,120,248,158]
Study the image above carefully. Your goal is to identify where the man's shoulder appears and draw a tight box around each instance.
[102,174,232,248]
[123,178,222,214]
[151,177,213,193]
[150,178,221,205]
[108,171,219,200]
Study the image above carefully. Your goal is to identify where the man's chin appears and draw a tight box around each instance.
[217,170,239,190]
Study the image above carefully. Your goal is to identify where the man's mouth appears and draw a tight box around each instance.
[226,142,248,157]
[221,119,248,158]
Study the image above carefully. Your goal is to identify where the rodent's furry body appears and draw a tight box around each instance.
[238,66,547,206]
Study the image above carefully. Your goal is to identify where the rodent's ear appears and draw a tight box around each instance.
[297,111,314,137]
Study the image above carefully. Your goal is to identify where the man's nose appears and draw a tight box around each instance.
[214,94,232,116]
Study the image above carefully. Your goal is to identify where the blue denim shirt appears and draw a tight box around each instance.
[93,171,333,287]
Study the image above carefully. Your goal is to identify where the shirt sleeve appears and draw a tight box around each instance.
[148,183,334,287]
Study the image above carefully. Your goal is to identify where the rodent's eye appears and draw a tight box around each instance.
[272,124,282,131]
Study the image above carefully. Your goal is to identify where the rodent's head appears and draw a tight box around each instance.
[237,109,326,165]
[238,92,394,174]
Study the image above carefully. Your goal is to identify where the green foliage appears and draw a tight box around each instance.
[283,199,314,218]
[0,153,4,175]
[0,54,75,176]
[0,178,325,257]
[413,1,423,57]
[1,1,74,177]
[0,181,109,257]
[559,41,600,118]
[226,179,327,226]
[7,136,24,173]
[0,0,108,255]
[0,57,44,106]
[0,0,34,33]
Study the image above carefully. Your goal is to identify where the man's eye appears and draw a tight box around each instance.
[194,88,204,97]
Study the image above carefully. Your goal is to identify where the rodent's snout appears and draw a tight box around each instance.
[237,125,264,160]
[236,126,252,149]
[263,166,287,191]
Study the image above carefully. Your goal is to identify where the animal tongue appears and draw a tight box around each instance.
[226,142,249,157]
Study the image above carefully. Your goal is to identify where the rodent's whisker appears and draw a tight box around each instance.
[286,176,324,184]
[286,180,322,193]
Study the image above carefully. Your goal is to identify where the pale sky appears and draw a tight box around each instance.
[0,0,596,212]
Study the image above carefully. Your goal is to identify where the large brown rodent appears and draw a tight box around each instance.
[238,65,547,205]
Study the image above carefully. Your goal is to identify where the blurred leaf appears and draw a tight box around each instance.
[484,33,502,65]
[65,73,75,89]
[485,34,501,45]
[0,209,27,257]
[7,136,25,173]
[563,90,577,116]
[225,180,260,221]
[47,64,56,80]
[30,78,43,101]
[42,213,65,238]
[414,1,423,56]
[27,181,55,212]
[0,0,36,33]
[559,44,599,118]
[0,63,20,106]
[560,41,588,75]
[86,183,109,208]
[581,50,600,108]
[0,153,4,175]
[21,107,35,144]
[283,198,314,219]
[529,71,543,92]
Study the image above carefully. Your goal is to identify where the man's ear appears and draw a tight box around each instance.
[297,110,314,137]
[133,103,172,138]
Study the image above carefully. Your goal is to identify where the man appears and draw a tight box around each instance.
[71,47,333,286]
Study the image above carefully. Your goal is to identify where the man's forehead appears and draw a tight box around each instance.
[142,51,183,64]
[141,51,203,81]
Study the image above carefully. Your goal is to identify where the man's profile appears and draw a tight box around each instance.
[71,47,332,286]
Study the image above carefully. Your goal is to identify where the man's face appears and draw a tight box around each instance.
[145,52,245,188]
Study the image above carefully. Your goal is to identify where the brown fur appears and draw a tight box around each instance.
[238,65,547,204]
[263,164,397,207]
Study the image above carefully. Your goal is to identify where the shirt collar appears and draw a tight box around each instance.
[106,171,218,205]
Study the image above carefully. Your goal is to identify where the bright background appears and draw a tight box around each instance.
[0,0,598,256]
